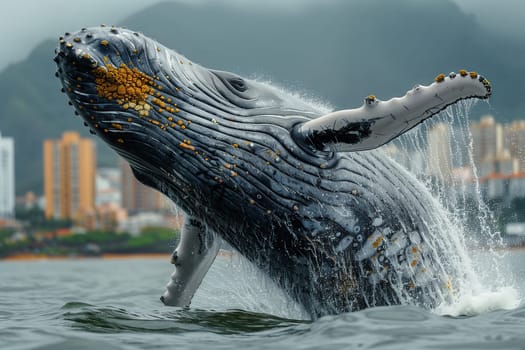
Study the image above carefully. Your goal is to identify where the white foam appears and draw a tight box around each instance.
[435,286,521,317]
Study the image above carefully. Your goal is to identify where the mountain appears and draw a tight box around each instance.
[1,0,524,195]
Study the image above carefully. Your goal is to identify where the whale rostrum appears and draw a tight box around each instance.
[54,26,491,318]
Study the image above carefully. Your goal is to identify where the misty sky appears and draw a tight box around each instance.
[1,0,523,71]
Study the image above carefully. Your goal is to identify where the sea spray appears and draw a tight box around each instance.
[388,100,520,316]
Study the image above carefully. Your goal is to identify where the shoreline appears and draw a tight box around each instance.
[1,252,169,262]
[0,250,234,262]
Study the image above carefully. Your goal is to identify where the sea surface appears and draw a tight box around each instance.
[1,249,525,350]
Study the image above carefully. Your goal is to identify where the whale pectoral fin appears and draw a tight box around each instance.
[161,215,220,307]
[293,71,491,152]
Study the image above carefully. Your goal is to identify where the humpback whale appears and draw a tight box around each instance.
[54,26,491,318]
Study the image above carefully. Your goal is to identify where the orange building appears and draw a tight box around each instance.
[43,132,96,221]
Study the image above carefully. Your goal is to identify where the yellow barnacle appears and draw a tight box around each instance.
[181,125,186,130]
[82,53,91,60]
[111,123,123,130]
[411,246,418,254]
[249,199,255,205]
[469,71,478,79]
[459,69,468,77]
[179,142,195,151]
[117,138,124,144]
[446,279,452,290]
[410,259,418,267]
[100,39,109,46]
[127,118,133,122]
[177,120,184,126]
[175,108,180,113]
[233,143,239,148]
[93,63,156,113]
[150,119,160,125]
[65,42,72,48]
[117,85,126,95]
[372,236,383,248]
[168,117,173,121]
[434,73,445,83]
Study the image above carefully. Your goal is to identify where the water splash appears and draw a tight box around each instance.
[387,100,520,316]
[194,251,310,320]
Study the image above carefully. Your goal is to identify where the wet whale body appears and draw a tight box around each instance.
[54,26,491,318]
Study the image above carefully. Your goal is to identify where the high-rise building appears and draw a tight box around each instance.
[120,159,169,214]
[427,123,452,181]
[43,132,96,220]
[505,120,525,172]
[470,115,504,166]
[0,132,15,219]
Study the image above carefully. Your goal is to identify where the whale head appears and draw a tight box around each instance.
[54,26,326,213]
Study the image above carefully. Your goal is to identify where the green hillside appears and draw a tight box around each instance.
[1,0,524,195]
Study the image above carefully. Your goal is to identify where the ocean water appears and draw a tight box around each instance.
[1,250,524,350]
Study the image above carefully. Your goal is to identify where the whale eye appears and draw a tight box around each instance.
[229,77,247,92]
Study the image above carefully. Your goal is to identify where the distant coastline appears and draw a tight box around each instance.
[1,250,234,262]
[1,252,168,262]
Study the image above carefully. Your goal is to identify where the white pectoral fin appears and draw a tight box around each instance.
[293,70,491,152]
[161,215,220,307]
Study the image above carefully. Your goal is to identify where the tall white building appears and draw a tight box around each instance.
[0,132,15,219]
[505,120,525,172]
[470,115,504,166]
[427,123,452,181]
